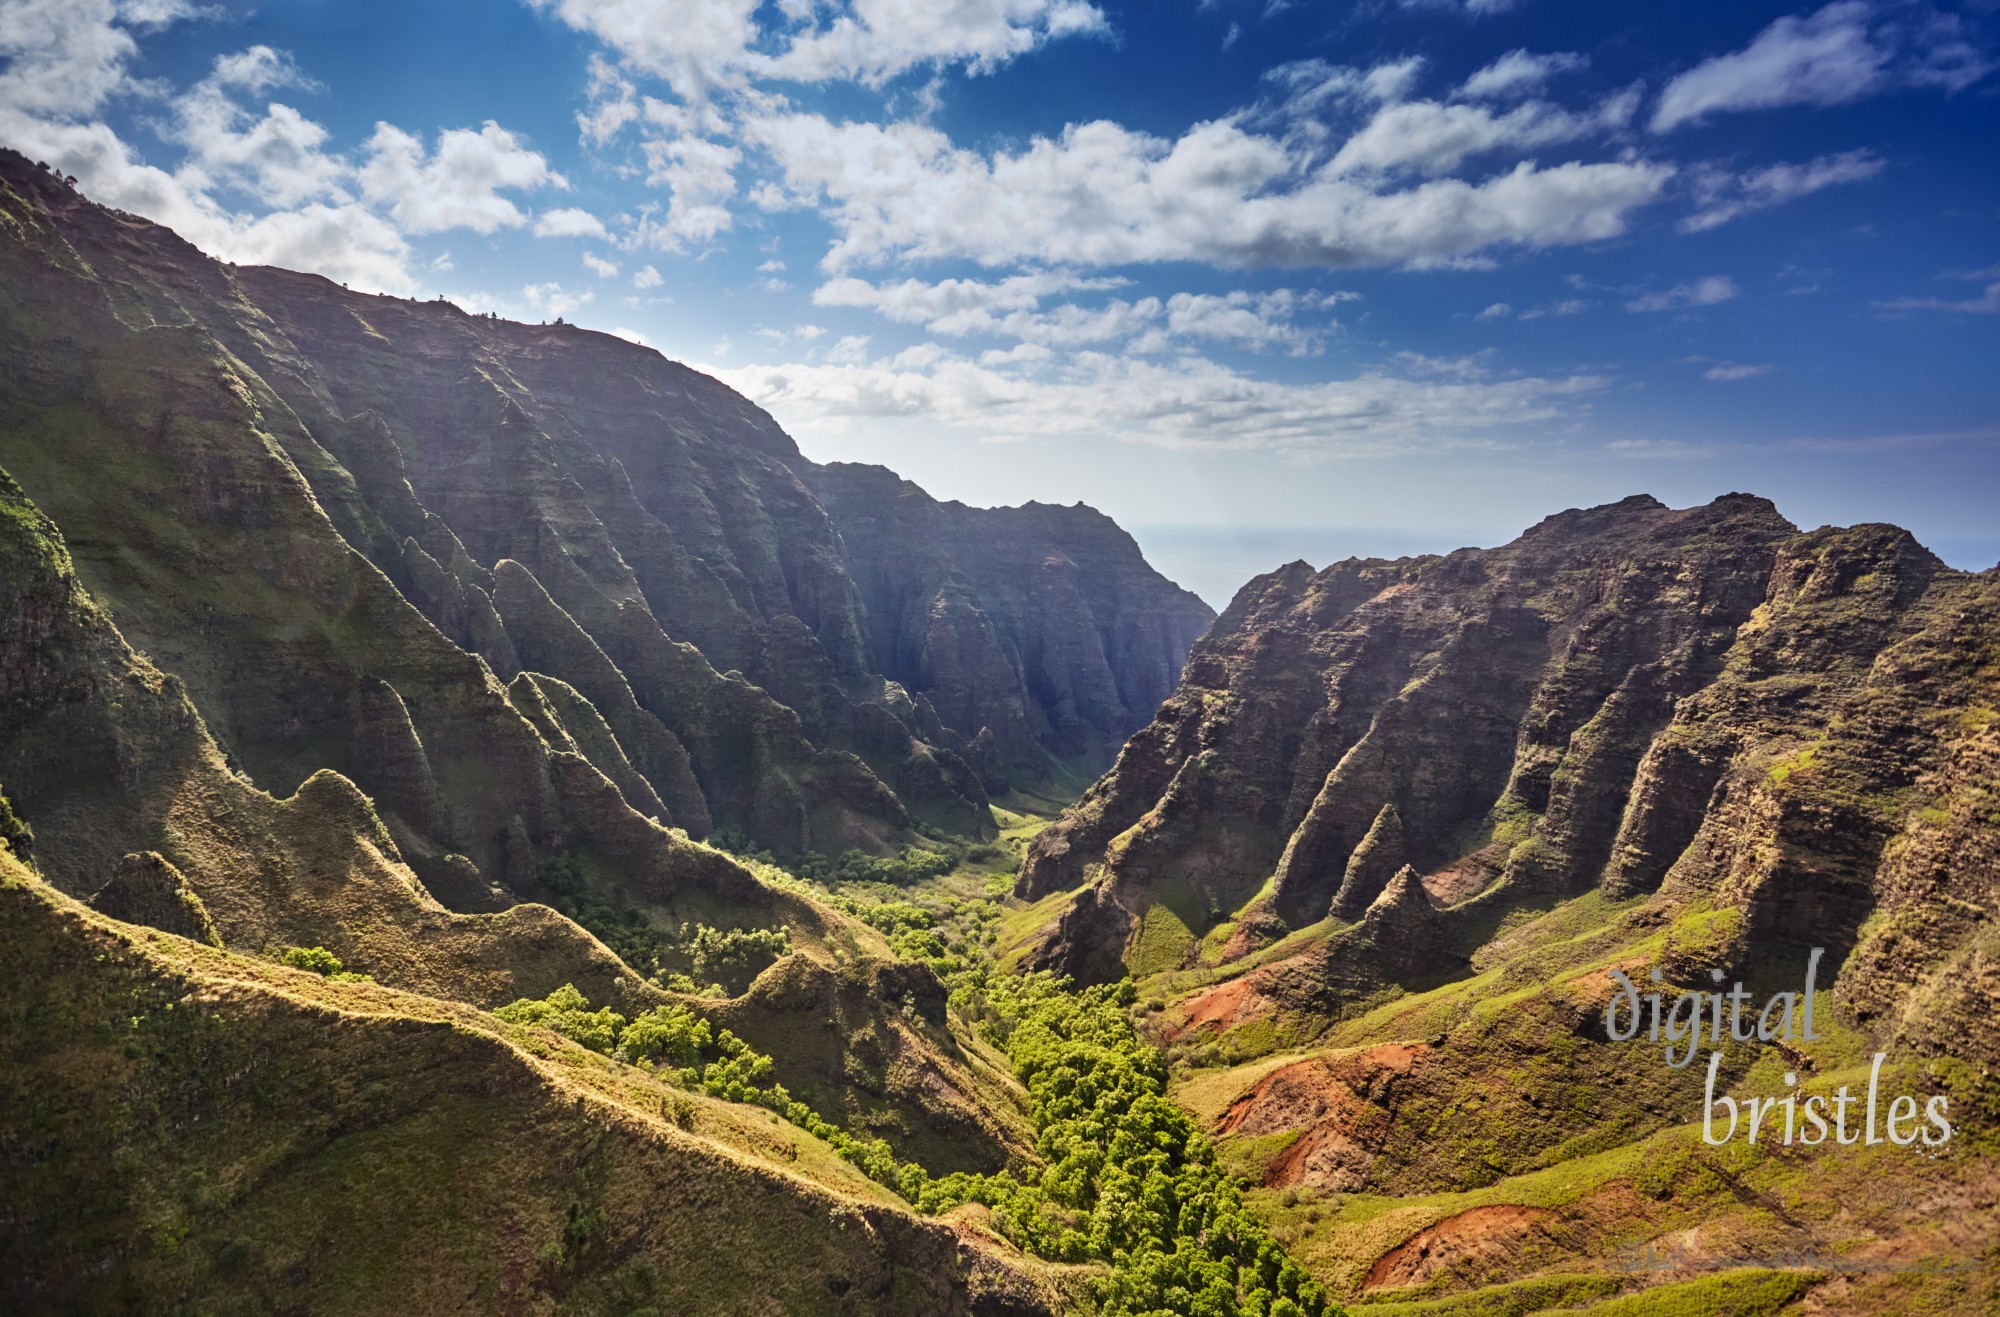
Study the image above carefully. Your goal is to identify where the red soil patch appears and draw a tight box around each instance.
[1219,1058,1363,1136]
[1267,1124,1374,1192]
[1364,1205,1556,1290]
[1172,974,1268,1039]
[1354,1041,1420,1072]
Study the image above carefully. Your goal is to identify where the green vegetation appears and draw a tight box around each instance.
[492,981,924,1200]
[929,971,1334,1317]
[496,849,1338,1317]
[279,945,372,983]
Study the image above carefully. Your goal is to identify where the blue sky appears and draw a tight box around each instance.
[3,0,1996,601]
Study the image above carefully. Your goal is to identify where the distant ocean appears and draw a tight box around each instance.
[1125,524,1511,612]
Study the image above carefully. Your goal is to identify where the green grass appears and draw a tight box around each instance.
[1542,1269,1816,1315]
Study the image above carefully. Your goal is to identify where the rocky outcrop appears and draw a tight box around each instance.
[1023,495,2000,1074]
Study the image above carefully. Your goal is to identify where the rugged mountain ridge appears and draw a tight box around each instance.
[0,148,1211,892]
[1019,491,1998,1054]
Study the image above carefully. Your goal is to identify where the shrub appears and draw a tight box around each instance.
[282,946,345,976]
[495,983,628,1054]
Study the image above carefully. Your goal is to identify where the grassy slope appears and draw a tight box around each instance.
[1148,886,1999,1314]
[0,847,1078,1316]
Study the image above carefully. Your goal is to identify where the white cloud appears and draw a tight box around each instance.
[358,121,561,234]
[1626,275,1738,312]
[165,48,346,206]
[634,126,740,247]
[0,5,574,293]
[523,281,594,319]
[119,0,213,26]
[768,0,1109,86]
[531,0,1106,101]
[815,273,1338,352]
[1476,302,1512,320]
[1680,148,1884,232]
[215,202,414,289]
[530,0,762,100]
[1162,289,1330,353]
[535,206,611,237]
[583,252,620,276]
[1457,50,1588,102]
[1326,88,1638,177]
[1704,361,1773,380]
[751,112,1675,272]
[633,263,663,288]
[1653,2,1889,131]
[1876,279,2000,314]
[1651,2,1991,133]
[0,0,138,118]
[1399,0,1522,17]
[812,270,1127,324]
[1518,297,1589,319]
[610,325,653,345]
[712,340,1607,455]
[1261,57,1428,116]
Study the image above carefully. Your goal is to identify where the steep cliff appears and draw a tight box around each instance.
[0,148,1210,880]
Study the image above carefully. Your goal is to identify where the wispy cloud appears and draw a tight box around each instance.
[1680,149,1883,232]
[1704,361,1772,380]
[1652,1,1992,133]
[1626,275,1737,312]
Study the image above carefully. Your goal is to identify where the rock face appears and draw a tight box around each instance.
[1020,493,2000,1073]
[0,148,1210,879]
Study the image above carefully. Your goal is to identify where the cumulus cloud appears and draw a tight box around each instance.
[768,0,1109,86]
[1457,50,1589,102]
[633,263,664,288]
[530,0,1106,100]
[529,0,762,100]
[635,127,741,247]
[583,252,620,276]
[0,4,570,294]
[1626,275,1738,312]
[523,281,594,318]
[535,206,611,237]
[1680,148,1884,232]
[751,112,1674,271]
[358,121,562,234]
[164,48,347,206]
[0,0,139,118]
[1652,1,1992,133]
[712,340,1606,455]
